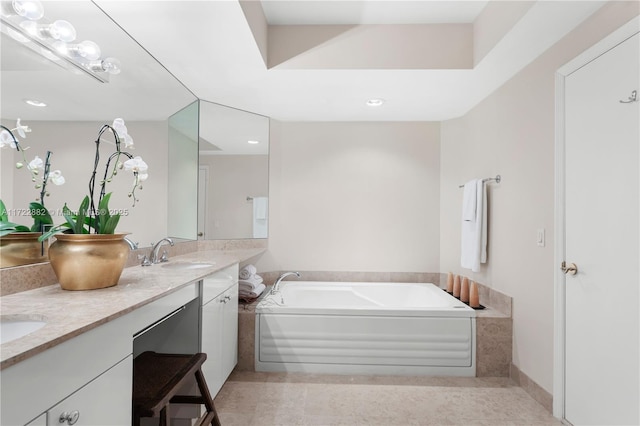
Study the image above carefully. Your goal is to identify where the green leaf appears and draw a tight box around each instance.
[97,193,113,234]
[0,199,8,222]
[103,214,120,234]
[29,202,53,232]
[73,196,90,234]
[62,203,77,234]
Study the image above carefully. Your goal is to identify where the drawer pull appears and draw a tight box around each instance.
[59,410,80,425]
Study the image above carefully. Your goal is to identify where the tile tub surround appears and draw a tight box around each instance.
[0,239,266,296]
[0,248,265,370]
[214,371,562,426]
[237,272,513,378]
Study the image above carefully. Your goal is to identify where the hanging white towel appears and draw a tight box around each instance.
[462,180,477,222]
[252,197,268,238]
[254,197,268,220]
[461,179,488,272]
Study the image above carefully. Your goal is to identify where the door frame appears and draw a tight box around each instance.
[553,16,640,420]
[198,165,209,240]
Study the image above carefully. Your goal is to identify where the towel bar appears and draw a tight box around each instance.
[458,175,501,188]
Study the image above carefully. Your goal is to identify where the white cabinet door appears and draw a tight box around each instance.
[221,283,239,380]
[201,281,239,397]
[48,356,132,426]
[201,292,225,395]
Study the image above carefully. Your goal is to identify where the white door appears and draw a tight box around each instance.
[564,33,639,425]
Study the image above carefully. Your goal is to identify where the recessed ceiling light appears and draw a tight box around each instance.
[24,99,47,107]
[247,140,260,144]
[366,98,385,107]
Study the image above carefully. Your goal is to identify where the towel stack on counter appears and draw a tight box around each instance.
[238,264,265,302]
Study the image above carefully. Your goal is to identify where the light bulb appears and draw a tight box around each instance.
[101,57,121,75]
[12,0,44,20]
[47,20,76,42]
[65,40,101,60]
[88,57,122,75]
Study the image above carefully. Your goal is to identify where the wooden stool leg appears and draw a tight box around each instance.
[195,369,221,426]
[160,406,169,426]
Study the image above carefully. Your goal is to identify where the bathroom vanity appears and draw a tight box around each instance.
[0,250,257,426]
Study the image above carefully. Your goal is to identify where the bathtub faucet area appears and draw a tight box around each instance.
[271,271,300,296]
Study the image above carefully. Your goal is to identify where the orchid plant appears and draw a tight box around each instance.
[40,118,148,239]
[0,119,65,237]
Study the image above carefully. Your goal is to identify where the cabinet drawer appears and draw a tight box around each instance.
[47,355,132,426]
[202,264,238,304]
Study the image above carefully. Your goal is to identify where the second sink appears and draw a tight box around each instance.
[1,315,47,345]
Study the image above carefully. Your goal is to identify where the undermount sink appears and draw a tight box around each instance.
[160,261,215,270]
[1,315,47,345]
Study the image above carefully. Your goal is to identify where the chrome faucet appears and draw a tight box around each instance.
[271,271,300,295]
[123,237,138,250]
[149,237,174,264]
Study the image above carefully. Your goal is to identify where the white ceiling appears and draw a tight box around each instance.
[93,0,605,122]
[2,1,606,123]
[261,1,489,25]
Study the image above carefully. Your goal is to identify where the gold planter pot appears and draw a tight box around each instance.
[0,232,48,268]
[48,233,130,291]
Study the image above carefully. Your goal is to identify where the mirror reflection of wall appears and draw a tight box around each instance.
[168,101,199,241]
[199,101,269,240]
[0,1,197,268]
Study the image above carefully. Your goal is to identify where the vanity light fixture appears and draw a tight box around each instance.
[366,98,385,107]
[247,140,260,144]
[9,0,44,21]
[24,98,47,107]
[0,1,121,83]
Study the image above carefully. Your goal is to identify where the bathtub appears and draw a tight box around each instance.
[255,281,476,376]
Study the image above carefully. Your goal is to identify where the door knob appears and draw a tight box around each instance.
[197,232,204,237]
[561,261,578,275]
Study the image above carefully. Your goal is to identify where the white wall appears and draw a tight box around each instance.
[258,121,440,273]
[199,154,268,239]
[439,2,639,393]
[7,120,168,247]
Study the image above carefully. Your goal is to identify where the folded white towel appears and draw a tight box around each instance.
[239,283,266,299]
[239,264,257,280]
[461,179,487,272]
[239,276,264,291]
[462,180,477,222]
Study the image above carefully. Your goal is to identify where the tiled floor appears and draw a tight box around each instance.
[213,371,562,426]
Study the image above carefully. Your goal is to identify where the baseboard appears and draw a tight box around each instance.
[510,363,553,413]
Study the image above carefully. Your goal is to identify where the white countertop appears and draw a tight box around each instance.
[0,248,264,370]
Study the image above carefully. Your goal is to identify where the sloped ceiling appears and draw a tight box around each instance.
[2,1,606,122]
[94,0,604,121]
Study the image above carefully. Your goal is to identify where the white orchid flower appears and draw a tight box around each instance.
[0,129,17,148]
[15,118,31,138]
[112,118,134,148]
[123,133,134,149]
[28,156,44,172]
[123,156,148,174]
[112,118,127,134]
[138,173,148,182]
[49,170,65,185]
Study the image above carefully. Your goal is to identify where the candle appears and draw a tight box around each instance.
[453,275,461,298]
[470,281,480,308]
[446,272,454,293]
[461,277,470,302]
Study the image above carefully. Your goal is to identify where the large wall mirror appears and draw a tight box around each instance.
[199,101,269,240]
[0,1,197,268]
